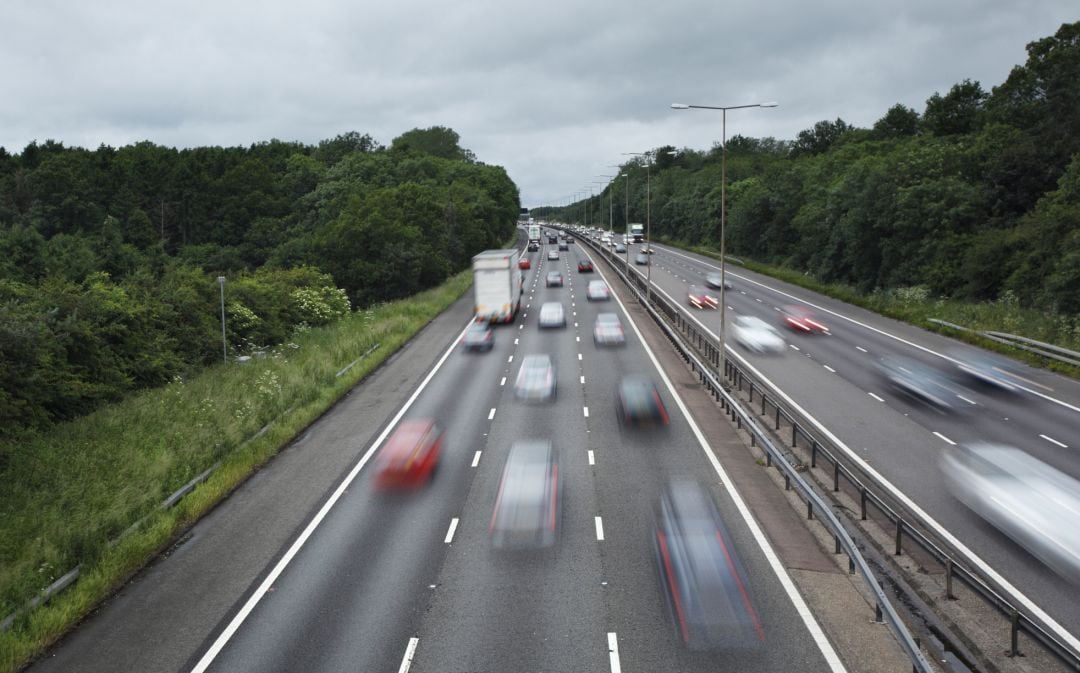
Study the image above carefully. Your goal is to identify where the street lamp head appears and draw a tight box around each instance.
[217,276,226,284]
[670,103,690,109]
[760,101,779,108]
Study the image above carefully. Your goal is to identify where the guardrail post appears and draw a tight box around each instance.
[860,488,868,520]
[945,559,955,600]
[761,395,766,415]
[849,557,855,574]
[775,406,781,430]
[748,383,754,405]
[807,500,813,520]
[833,462,840,492]
[784,473,791,491]
[875,595,884,623]
[766,451,772,467]
[834,535,841,554]
[791,424,798,447]
[895,519,904,556]
[1009,610,1021,657]
[811,440,818,468]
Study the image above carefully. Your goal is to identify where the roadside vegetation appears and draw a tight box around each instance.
[0,270,473,673]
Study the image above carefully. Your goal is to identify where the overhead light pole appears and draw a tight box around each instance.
[217,276,227,365]
[671,100,778,384]
[624,149,677,301]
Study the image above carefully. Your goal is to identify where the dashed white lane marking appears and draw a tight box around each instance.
[519,324,524,330]
[607,632,621,673]
[471,451,482,467]
[957,395,977,405]
[578,353,583,361]
[576,336,581,342]
[583,406,590,417]
[933,431,956,446]
[856,346,868,353]
[755,298,762,303]
[1040,434,1068,448]
[514,338,519,345]
[574,322,579,328]
[595,517,605,541]
[789,344,800,351]
[397,637,419,673]
[500,376,506,386]
[444,518,460,544]
[580,375,585,384]
[507,355,514,363]
[588,450,595,465]
[823,365,836,373]
[488,408,496,420]
[868,392,885,402]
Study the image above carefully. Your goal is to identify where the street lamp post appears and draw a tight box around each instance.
[671,100,778,383]
[217,276,227,365]
[624,149,676,301]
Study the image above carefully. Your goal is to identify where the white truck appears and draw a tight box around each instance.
[628,223,645,243]
[472,249,524,323]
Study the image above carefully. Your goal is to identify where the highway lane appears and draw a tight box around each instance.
[590,234,1080,646]
[194,240,842,673]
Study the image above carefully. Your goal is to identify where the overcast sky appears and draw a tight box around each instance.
[1,1,1075,208]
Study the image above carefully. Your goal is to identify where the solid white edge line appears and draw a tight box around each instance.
[595,516,605,541]
[397,637,419,673]
[657,244,1080,415]
[488,407,496,420]
[868,392,885,402]
[189,318,475,673]
[640,270,1080,652]
[607,632,621,673]
[444,517,460,544]
[588,450,595,465]
[471,450,482,467]
[593,259,846,671]
[932,431,957,446]
[1040,434,1068,448]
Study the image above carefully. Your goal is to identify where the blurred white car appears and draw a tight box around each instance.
[593,312,625,346]
[942,443,1080,584]
[732,316,784,353]
[538,302,566,328]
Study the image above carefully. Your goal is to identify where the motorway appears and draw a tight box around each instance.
[596,233,1080,651]
[27,233,884,673]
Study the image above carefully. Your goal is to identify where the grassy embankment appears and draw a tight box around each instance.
[664,238,1080,376]
[0,270,473,673]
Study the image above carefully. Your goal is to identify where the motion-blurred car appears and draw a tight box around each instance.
[375,419,443,489]
[593,312,626,346]
[547,235,557,244]
[732,316,785,353]
[704,271,731,290]
[640,245,655,254]
[951,349,1020,393]
[653,479,765,649]
[687,285,718,310]
[527,242,539,252]
[538,302,566,328]
[779,305,828,333]
[942,443,1080,584]
[558,241,569,251]
[514,354,556,401]
[616,376,669,427]
[545,271,563,287]
[635,253,649,265]
[518,257,531,270]
[877,356,958,411]
[566,237,575,244]
[547,250,559,261]
[615,243,627,253]
[462,321,494,352]
[490,440,561,549]
[586,280,611,301]
[577,258,594,272]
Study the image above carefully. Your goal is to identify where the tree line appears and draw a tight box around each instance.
[542,21,1079,317]
[0,126,519,438]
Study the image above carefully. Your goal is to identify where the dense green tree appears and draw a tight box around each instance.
[923,79,986,136]
[791,118,854,157]
[872,104,921,138]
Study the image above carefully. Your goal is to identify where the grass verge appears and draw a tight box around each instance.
[0,270,473,673]
[661,237,1080,378]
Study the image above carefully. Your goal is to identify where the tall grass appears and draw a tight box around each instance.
[669,239,1080,375]
[0,270,473,673]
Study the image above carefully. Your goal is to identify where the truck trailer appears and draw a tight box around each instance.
[628,223,645,243]
[472,249,524,323]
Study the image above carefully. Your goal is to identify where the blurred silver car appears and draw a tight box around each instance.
[942,443,1080,584]
[491,440,561,549]
[732,316,784,353]
[951,349,1020,393]
[538,302,566,329]
[513,354,556,401]
[593,313,625,346]
[586,280,611,301]
[877,356,958,411]
[653,479,764,649]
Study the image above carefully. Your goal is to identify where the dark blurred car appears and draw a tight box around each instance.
[951,349,1020,393]
[704,271,731,290]
[687,285,718,310]
[375,419,443,489]
[566,237,575,244]
[547,235,557,244]
[462,321,494,352]
[577,258,594,272]
[942,443,1080,584]
[586,280,611,301]
[558,241,569,251]
[779,305,828,333]
[635,253,649,265]
[490,440,561,549]
[877,356,959,411]
[593,312,626,346]
[538,302,566,328]
[616,376,669,427]
[546,271,563,287]
[514,354,556,401]
[653,480,765,649]
[518,257,531,270]
[547,250,559,261]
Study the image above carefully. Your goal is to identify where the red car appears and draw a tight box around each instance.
[519,258,531,270]
[375,419,443,488]
[780,305,827,333]
[687,285,718,310]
